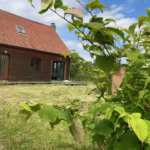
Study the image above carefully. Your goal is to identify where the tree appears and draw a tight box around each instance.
[7,0,150,149]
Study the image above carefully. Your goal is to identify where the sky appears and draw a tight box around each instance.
[0,0,149,61]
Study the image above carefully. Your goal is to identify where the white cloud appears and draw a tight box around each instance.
[84,5,137,29]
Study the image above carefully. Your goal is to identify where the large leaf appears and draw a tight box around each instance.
[105,108,112,120]
[142,29,150,36]
[113,131,140,150]
[130,118,148,143]
[105,18,116,26]
[72,117,84,148]
[57,110,73,125]
[129,23,137,37]
[144,120,150,145]
[138,16,148,27]
[95,56,115,74]
[107,27,124,39]
[126,50,140,64]
[147,8,150,19]
[92,134,105,148]
[86,0,110,12]
[92,119,114,136]
[39,0,53,14]
[111,68,125,96]
[19,103,32,113]
[68,23,75,32]
[144,77,150,89]
[65,8,84,19]
[82,22,103,30]
[38,105,57,122]
[54,0,62,9]
[6,100,18,117]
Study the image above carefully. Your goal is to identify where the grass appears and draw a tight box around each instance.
[0,83,98,150]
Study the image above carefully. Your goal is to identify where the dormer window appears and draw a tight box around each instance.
[16,26,26,34]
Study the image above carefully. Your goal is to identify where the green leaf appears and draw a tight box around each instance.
[123,44,132,49]
[146,147,150,150]
[124,72,132,82]
[19,109,32,122]
[134,58,145,68]
[95,56,115,74]
[54,0,63,9]
[131,113,141,119]
[86,0,110,13]
[92,134,105,148]
[19,103,32,113]
[126,50,140,64]
[142,29,150,36]
[65,8,84,19]
[49,117,61,130]
[139,89,149,99]
[144,77,150,89]
[57,110,73,125]
[120,27,130,34]
[105,108,112,120]
[114,107,125,114]
[90,16,103,23]
[105,18,116,25]
[144,120,150,145]
[130,118,148,143]
[6,100,18,117]
[129,23,137,37]
[99,102,113,112]
[92,119,114,136]
[28,0,33,4]
[107,27,124,39]
[38,105,57,122]
[39,0,53,14]
[74,20,82,27]
[59,5,68,11]
[73,117,84,148]
[27,101,37,106]
[68,23,75,32]
[113,131,140,150]
[82,22,103,30]
[138,16,148,27]
[147,8,150,19]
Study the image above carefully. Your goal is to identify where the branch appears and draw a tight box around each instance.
[76,0,94,17]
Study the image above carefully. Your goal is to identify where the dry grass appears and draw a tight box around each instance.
[0,83,98,150]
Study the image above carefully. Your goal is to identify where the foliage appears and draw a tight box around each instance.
[69,50,95,81]
[7,0,150,149]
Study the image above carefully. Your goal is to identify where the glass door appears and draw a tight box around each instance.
[52,61,65,80]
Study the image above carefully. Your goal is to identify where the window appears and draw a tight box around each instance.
[16,26,26,34]
[30,58,41,71]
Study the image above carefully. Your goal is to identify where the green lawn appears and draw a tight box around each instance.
[0,83,98,150]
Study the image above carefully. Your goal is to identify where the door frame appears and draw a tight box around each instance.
[51,59,67,80]
[0,54,9,80]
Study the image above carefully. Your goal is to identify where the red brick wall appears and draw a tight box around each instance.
[0,45,70,81]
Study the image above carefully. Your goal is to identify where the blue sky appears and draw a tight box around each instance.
[0,0,149,61]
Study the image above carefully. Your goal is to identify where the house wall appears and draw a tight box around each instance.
[0,45,70,82]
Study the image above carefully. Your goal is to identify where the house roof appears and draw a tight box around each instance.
[0,9,70,55]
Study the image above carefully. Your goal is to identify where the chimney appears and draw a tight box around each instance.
[51,23,56,30]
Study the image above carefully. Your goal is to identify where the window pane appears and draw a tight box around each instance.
[35,59,40,71]
[30,58,34,71]
[30,58,40,71]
